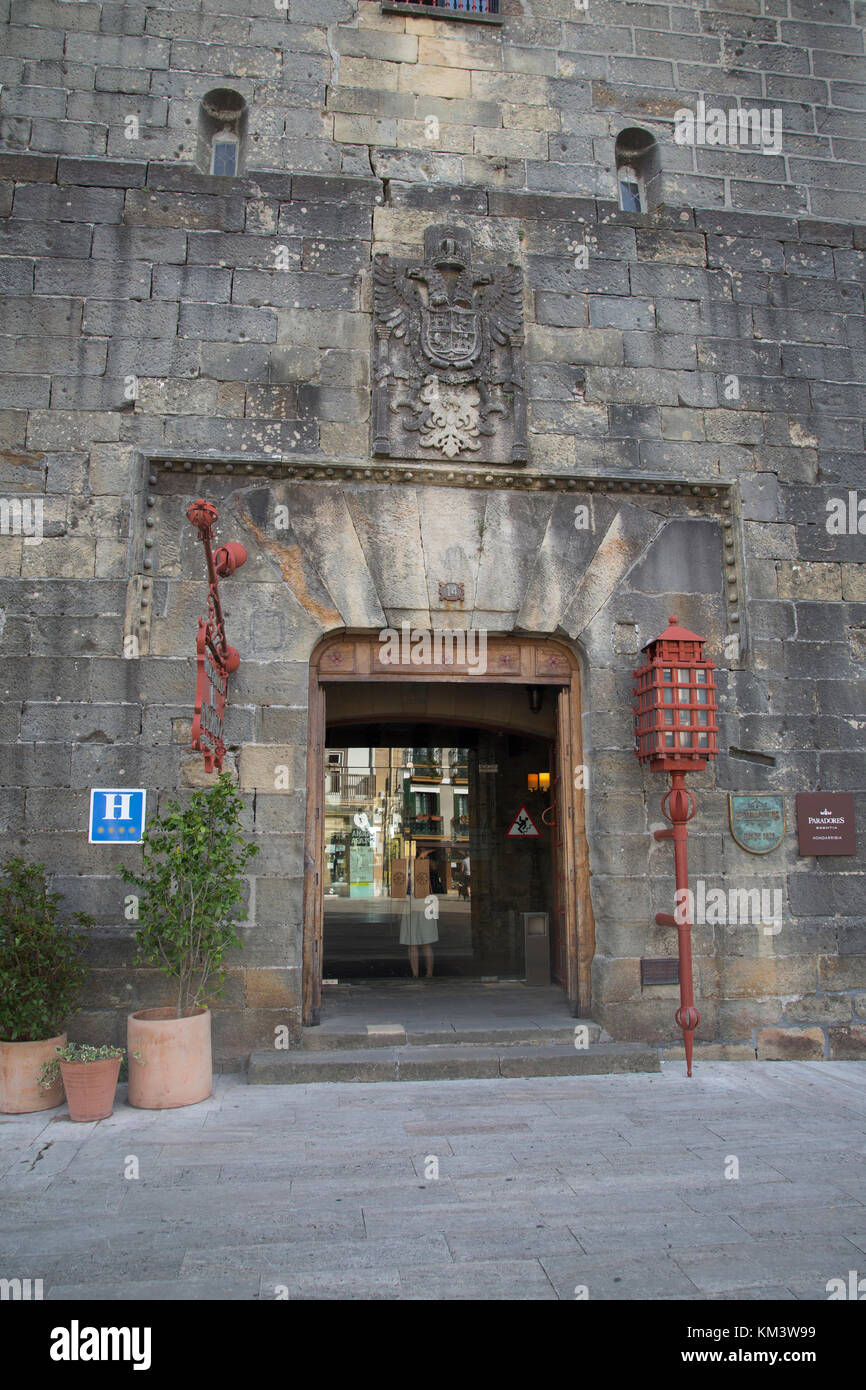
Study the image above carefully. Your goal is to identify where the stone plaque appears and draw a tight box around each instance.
[250,609,284,653]
[372,224,526,465]
[797,793,856,855]
[729,794,785,854]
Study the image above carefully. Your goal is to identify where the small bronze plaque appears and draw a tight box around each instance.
[641,958,680,986]
[796,793,856,856]
[439,582,464,602]
[729,794,785,854]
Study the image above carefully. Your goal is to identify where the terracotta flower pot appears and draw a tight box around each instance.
[0,1034,67,1114]
[127,1007,212,1110]
[59,1055,122,1123]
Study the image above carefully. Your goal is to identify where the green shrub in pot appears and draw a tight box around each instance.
[119,773,258,1017]
[0,858,91,1043]
[0,858,93,1114]
[119,774,258,1109]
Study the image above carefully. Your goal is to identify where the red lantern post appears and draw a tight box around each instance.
[633,617,719,1076]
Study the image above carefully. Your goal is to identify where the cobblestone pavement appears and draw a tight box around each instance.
[2,1062,865,1301]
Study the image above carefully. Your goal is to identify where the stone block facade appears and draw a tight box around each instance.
[0,0,864,1064]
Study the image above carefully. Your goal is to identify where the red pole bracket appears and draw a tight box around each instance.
[658,770,700,1076]
[186,499,246,773]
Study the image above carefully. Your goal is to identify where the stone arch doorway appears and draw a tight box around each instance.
[302,632,595,1026]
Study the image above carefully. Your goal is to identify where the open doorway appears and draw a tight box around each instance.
[322,727,556,981]
[302,634,594,1026]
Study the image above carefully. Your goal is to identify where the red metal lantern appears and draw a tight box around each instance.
[633,616,718,771]
[633,617,719,1076]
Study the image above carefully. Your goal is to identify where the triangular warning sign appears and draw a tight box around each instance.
[506,804,541,838]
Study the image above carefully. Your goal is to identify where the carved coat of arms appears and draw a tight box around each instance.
[372,225,526,465]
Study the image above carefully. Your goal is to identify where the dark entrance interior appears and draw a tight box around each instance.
[323,720,556,981]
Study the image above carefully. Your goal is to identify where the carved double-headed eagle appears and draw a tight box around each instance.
[372,227,527,463]
[373,233,523,386]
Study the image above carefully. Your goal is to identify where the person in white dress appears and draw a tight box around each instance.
[399,848,439,977]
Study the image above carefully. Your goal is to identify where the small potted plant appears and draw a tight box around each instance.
[0,858,91,1114]
[120,773,257,1110]
[39,1043,124,1123]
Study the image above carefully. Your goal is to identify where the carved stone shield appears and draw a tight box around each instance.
[421,305,480,369]
[372,224,527,464]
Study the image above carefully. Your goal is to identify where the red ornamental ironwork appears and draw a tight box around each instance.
[187,499,246,773]
[633,616,719,1077]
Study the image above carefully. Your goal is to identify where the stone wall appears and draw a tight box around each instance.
[0,0,864,216]
[0,0,865,1065]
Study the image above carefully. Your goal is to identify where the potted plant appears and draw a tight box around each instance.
[0,858,91,1114]
[38,1043,124,1123]
[120,773,258,1110]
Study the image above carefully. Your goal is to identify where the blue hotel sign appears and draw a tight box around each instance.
[89,789,146,844]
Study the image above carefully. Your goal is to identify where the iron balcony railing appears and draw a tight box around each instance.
[408,815,443,834]
[410,748,442,780]
[325,770,377,800]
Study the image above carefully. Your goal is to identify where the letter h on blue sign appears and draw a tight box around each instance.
[89,788,147,844]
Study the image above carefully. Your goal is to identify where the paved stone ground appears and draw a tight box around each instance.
[2,1063,865,1301]
[313,979,588,1035]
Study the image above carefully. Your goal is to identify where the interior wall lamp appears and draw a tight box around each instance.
[527,772,551,792]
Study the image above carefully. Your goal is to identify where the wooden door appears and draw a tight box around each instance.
[302,677,326,1025]
[549,734,567,988]
[554,685,581,1014]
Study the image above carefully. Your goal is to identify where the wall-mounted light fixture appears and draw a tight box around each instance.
[527,772,550,793]
[633,615,719,1077]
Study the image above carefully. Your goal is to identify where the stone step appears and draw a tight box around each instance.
[247,1041,659,1084]
[298,1021,603,1050]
